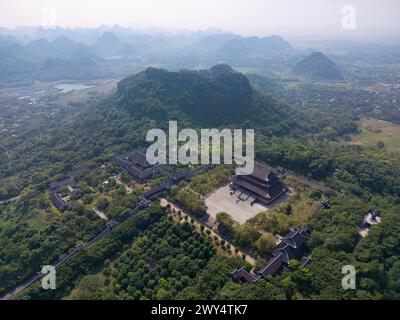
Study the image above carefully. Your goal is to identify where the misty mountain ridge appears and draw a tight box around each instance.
[0,34,19,48]
[0,44,37,76]
[25,37,99,62]
[217,35,292,57]
[0,28,345,85]
[0,39,102,79]
[92,31,133,58]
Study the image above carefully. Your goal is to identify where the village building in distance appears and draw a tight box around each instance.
[359,210,381,238]
[49,178,78,212]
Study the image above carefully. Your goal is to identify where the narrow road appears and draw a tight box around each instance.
[0,275,39,300]
[0,195,21,205]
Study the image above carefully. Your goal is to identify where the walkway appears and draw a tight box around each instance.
[92,207,108,220]
[0,195,21,205]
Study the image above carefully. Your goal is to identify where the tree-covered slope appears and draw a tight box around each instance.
[293,52,344,81]
[116,64,259,126]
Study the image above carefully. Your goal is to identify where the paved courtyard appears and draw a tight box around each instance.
[205,184,289,224]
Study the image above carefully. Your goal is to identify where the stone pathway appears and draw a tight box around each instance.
[92,207,108,220]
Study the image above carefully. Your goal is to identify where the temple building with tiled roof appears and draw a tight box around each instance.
[115,149,167,182]
[230,228,311,283]
[50,191,72,211]
[49,178,76,212]
[230,163,287,205]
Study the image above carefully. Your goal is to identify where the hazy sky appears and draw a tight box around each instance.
[1,0,399,38]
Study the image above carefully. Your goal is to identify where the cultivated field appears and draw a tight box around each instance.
[56,80,118,105]
[349,117,400,153]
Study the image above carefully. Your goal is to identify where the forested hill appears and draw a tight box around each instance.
[112,64,352,138]
[293,52,344,81]
[116,64,271,126]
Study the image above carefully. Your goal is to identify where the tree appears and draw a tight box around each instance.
[216,212,236,237]
[235,225,261,248]
[310,190,322,200]
[156,288,168,300]
[176,190,207,218]
[95,196,110,211]
[256,233,277,256]
[385,260,400,299]
[284,204,293,215]
[68,275,115,300]
[376,141,385,149]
